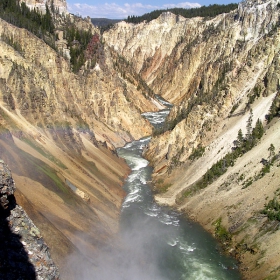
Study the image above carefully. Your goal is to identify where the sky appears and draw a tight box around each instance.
[66,0,239,19]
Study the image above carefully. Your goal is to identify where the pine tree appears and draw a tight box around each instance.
[245,109,254,149]
[237,129,244,147]
[246,109,253,138]
[252,118,264,140]
[50,0,55,13]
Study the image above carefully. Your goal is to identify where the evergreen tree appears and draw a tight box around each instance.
[50,0,55,13]
[0,0,56,49]
[266,93,280,123]
[234,129,244,149]
[252,118,264,140]
[246,109,253,138]
[245,109,254,149]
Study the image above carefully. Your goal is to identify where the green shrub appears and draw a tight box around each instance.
[214,218,232,244]
[261,198,280,221]
[189,144,205,161]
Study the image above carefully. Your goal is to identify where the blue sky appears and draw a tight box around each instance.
[67,0,239,19]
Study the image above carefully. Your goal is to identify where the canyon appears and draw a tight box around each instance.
[105,1,280,278]
[0,0,280,279]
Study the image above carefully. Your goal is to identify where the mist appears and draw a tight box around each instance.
[61,214,176,280]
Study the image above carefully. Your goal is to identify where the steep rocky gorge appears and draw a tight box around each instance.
[0,4,163,277]
[105,0,280,169]
[104,0,280,278]
[1,0,280,278]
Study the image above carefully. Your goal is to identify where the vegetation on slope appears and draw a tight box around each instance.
[91,18,121,27]
[179,111,266,199]
[214,218,232,245]
[91,18,122,34]
[260,144,280,222]
[126,4,238,24]
[265,92,280,123]
[177,92,280,202]
[63,26,99,72]
[0,0,55,47]
[261,195,280,221]
[110,48,155,99]
[0,0,103,73]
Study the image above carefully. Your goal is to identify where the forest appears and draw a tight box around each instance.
[126,3,238,24]
[0,0,55,48]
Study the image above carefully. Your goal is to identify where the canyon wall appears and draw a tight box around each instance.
[105,0,280,278]
[0,11,160,277]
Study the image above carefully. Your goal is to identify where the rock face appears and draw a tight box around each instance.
[0,18,156,149]
[0,159,15,208]
[0,9,159,277]
[104,12,193,92]
[0,160,59,279]
[105,0,280,173]
[21,0,68,14]
[105,0,280,103]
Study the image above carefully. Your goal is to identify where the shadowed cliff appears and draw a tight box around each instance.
[0,196,36,280]
[0,160,59,279]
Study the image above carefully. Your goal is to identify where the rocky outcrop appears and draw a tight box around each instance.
[1,0,280,278]
[0,18,156,148]
[21,0,68,14]
[104,12,194,90]
[0,160,59,279]
[104,0,280,104]
[0,159,15,208]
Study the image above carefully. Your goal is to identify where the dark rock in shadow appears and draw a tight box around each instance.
[0,159,59,279]
[0,195,36,280]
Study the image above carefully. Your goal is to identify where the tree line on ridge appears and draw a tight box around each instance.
[126,4,238,24]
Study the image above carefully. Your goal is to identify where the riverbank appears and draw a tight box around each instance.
[151,115,280,279]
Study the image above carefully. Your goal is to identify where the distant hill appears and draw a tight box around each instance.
[91,18,122,27]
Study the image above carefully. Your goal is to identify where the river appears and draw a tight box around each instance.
[92,98,241,279]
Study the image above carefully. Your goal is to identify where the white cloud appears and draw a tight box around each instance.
[163,2,201,8]
[67,1,201,19]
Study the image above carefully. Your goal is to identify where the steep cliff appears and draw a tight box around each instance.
[0,6,161,277]
[105,0,280,167]
[105,0,280,278]
[104,0,280,104]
